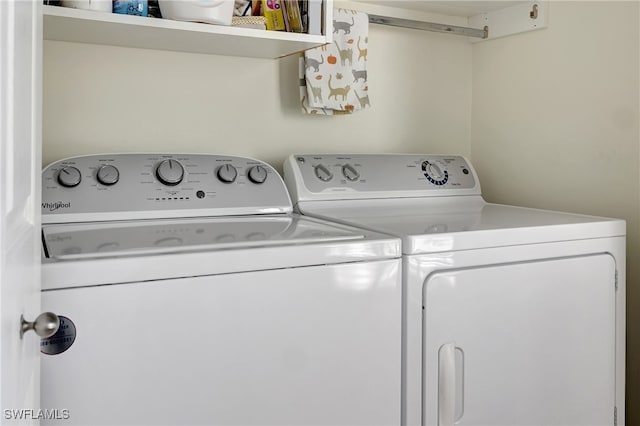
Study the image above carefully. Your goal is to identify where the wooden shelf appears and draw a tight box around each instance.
[43,5,329,59]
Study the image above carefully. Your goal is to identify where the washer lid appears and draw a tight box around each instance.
[43,214,371,260]
[297,197,626,254]
[42,214,401,290]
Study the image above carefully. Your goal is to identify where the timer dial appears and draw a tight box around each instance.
[247,165,268,184]
[96,165,120,186]
[156,159,184,186]
[421,160,449,186]
[314,164,333,182]
[426,162,443,179]
[217,164,238,184]
[57,166,82,188]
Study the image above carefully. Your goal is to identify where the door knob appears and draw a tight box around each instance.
[20,312,60,339]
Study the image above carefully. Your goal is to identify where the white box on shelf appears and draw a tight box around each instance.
[158,0,234,26]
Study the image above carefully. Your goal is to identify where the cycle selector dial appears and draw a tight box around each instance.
[247,165,268,184]
[314,164,333,182]
[155,159,184,186]
[57,166,82,188]
[342,164,360,181]
[217,164,238,183]
[96,165,120,186]
[421,161,449,186]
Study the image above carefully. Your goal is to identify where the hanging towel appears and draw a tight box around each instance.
[299,9,370,115]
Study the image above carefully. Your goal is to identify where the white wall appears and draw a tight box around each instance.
[43,23,472,172]
[471,1,640,419]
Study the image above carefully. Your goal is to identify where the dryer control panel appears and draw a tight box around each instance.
[42,154,292,223]
[284,154,481,202]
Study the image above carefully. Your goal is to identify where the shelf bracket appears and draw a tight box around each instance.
[368,14,488,39]
[468,1,548,41]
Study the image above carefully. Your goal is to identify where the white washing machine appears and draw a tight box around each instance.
[284,154,626,426]
[40,153,402,426]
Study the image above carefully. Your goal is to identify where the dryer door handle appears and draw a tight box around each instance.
[438,342,456,426]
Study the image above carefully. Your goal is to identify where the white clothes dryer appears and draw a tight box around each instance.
[284,154,626,426]
[40,153,402,426]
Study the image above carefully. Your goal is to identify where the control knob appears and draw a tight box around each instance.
[421,160,449,186]
[217,164,238,184]
[96,165,120,186]
[426,162,444,179]
[247,165,268,184]
[57,166,82,188]
[314,164,333,182]
[342,164,360,181]
[156,159,184,186]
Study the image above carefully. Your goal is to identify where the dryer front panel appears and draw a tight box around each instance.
[422,254,616,426]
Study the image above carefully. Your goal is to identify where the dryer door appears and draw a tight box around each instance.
[423,254,616,426]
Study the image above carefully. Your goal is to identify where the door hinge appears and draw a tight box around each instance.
[615,270,619,290]
[614,406,617,426]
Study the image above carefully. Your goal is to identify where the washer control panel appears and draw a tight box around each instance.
[284,154,481,201]
[42,154,291,223]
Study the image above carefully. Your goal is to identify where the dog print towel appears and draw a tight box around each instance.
[300,9,370,115]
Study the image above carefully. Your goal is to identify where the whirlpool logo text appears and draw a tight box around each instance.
[42,201,71,212]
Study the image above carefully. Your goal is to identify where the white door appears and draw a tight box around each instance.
[423,255,616,426]
[0,0,43,422]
